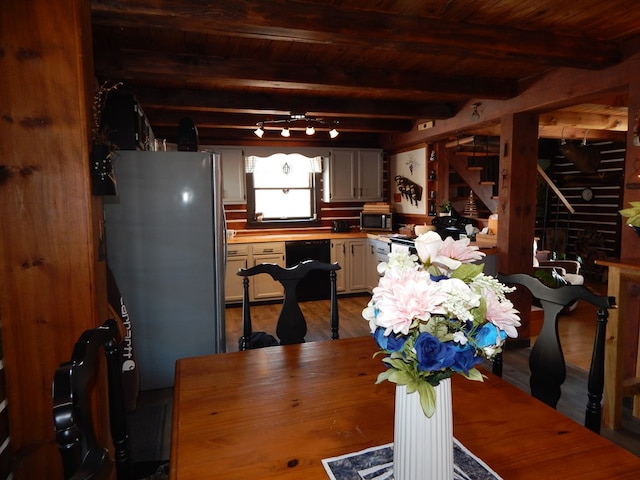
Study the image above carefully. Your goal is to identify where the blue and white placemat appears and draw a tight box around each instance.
[322,438,502,480]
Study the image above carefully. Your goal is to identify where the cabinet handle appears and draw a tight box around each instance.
[342,244,346,255]
[262,248,274,253]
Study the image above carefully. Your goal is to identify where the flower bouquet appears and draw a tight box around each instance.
[363,231,521,417]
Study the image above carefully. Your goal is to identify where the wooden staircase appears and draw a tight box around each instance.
[448,153,498,216]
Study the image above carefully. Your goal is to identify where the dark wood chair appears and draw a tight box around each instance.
[496,273,616,433]
[237,259,341,350]
[52,318,167,480]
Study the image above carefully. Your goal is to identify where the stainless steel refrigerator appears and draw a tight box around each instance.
[104,151,226,390]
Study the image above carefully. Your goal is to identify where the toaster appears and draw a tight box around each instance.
[332,220,350,232]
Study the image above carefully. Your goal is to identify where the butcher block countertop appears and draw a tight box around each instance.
[227,230,377,244]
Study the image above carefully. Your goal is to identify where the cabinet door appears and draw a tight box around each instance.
[225,255,248,302]
[323,149,356,202]
[251,252,285,300]
[357,149,383,201]
[330,239,347,293]
[220,148,246,204]
[348,239,368,292]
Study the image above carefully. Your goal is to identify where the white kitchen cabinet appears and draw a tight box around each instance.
[250,242,285,300]
[323,148,383,202]
[330,239,347,293]
[331,238,367,293]
[225,242,285,303]
[357,149,384,201]
[225,244,250,302]
[220,148,246,204]
[348,239,368,292]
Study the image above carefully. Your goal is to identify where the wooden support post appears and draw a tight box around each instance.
[497,112,539,345]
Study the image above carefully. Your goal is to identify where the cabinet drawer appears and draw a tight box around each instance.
[227,244,250,257]
[252,242,285,255]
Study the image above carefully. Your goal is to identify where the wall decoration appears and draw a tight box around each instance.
[391,147,427,214]
[394,176,423,206]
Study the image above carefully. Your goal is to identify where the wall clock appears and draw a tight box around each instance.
[581,187,594,201]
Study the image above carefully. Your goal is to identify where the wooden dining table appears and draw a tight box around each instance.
[169,336,640,479]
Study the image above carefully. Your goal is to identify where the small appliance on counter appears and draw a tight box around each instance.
[431,215,478,240]
[360,202,393,231]
[332,220,350,232]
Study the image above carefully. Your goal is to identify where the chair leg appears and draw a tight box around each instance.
[239,276,252,350]
[329,270,339,340]
[492,352,503,377]
[585,306,608,434]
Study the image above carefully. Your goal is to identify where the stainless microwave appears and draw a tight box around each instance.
[360,212,393,231]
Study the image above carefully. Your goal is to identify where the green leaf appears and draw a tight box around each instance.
[452,263,484,281]
[376,369,395,384]
[460,367,485,382]
[417,381,437,417]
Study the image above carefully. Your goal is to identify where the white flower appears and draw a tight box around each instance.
[377,251,419,274]
[438,277,481,322]
[415,231,461,271]
[453,331,468,345]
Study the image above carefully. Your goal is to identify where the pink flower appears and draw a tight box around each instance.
[438,236,485,264]
[372,268,447,335]
[484,289,521,338]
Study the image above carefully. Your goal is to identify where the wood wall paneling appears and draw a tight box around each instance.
[540,140,624,282]
[0,1,107,478]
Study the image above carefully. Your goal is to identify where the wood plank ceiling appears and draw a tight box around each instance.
[90,0,640,147]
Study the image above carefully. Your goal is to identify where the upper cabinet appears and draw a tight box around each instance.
[323,148,383,202]
[219,148,246,204]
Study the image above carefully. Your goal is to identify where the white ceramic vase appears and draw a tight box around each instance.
[393,379,453,480]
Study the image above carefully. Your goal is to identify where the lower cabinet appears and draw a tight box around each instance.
[225,242,285,303]
[225,245,250,303]
[227,237,382,302]
[250,242,285,300]
[331,238,367,294]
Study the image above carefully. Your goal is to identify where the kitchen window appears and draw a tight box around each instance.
[245,153,322,227]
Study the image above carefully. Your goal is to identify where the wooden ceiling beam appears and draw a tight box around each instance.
[91,0,620,70]
[95,49,516,100]
[538,111,628,131]
[132,87,457,119]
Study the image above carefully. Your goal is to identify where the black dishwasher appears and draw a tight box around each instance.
[285,240,331,301]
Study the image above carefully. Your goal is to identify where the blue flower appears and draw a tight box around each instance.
[429,273,449,282]
[414,333,456,372]
[373,327,407,352]
[474,323,507,348]
[451,345,483,375]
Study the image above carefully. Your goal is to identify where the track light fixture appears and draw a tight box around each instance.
[253,113,339,139]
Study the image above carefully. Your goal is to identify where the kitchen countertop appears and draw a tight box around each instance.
[227,230,376,244]
[228,231,495,253]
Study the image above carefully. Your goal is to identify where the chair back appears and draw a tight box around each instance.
[497,273,615,433]
[237,259,341,350]
[53,318,133,480]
